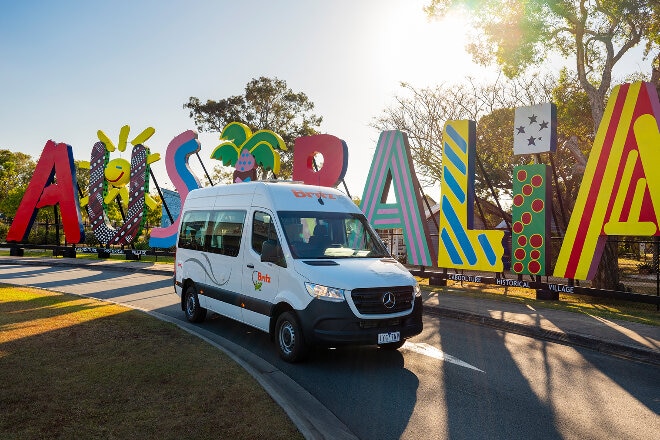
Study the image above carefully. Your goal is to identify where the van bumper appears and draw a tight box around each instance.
[297,296,423,346]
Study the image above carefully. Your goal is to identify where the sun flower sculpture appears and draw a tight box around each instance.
[80,125,161,209]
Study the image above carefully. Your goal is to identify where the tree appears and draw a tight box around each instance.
[74,160,89,207]
[646,1,660,91]
[209,165,234,186]
[549,69,595,229]
[474,107,518,200]
[144,194,162,228]
[424,0,659,289]
[0,150,36,221]
[374,73,600,270]
[184,77,323,179]
[372,74,555,190]
[0,150,35,190]
[425,0,659,129]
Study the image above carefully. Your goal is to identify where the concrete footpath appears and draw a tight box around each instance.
[1,256,658,366]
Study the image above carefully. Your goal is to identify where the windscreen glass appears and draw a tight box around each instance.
[278,211,389,259]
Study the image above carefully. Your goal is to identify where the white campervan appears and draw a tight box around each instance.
[174,181,423,362]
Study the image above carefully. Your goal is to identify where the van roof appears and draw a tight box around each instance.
[185,181,361,213]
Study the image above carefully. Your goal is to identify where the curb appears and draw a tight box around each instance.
[150,311,358,440]
[423,307,660,366]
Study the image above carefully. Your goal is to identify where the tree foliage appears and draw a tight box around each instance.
[184,77,323,179]
[372,74,555,189]
[0,150,36,221]
[0,149,35,189]
[209,165,234,186]
[425,0,659,128]
[549,69,594,227]
[373,72,595,215]
[375,73,609,277]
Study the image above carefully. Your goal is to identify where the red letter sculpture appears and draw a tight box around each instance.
[292,134,348,187]
[7,140,84,243]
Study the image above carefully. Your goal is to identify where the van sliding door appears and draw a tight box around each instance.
[202,210,246,323]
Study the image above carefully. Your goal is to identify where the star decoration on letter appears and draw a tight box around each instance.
[513,103,557,155]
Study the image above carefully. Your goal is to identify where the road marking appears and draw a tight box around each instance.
[402,342,485,373]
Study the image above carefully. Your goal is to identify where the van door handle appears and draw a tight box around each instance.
[247,264,254,268]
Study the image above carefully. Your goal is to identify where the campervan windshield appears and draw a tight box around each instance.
[278,211,389,259]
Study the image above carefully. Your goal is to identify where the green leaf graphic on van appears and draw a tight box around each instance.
[252,270,261,290]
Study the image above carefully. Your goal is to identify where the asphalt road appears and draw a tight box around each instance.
[1,264,658,440]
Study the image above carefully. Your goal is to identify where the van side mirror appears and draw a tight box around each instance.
[261,239,286,267]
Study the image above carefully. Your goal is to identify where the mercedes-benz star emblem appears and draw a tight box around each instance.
[382,292,396,309]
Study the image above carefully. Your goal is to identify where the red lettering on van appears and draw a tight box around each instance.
[291,190,336,200]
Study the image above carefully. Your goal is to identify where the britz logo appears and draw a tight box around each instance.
[252,271,271,291]
[291,190,337,200]
[257,272,271,283]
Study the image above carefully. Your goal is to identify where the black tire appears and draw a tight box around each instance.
[184,285,207,323]
[275,311,308,363]
[378,339,406,350]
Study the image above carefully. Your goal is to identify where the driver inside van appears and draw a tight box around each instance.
[308,223,330,251]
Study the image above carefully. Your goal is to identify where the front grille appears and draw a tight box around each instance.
[350,286,414,314]
[359,318,401,329]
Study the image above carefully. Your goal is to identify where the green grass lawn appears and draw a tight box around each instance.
[0,286,302,440]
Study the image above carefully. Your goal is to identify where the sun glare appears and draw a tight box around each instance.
[377,3,481,86]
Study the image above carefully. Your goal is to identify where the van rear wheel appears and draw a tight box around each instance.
[184,285,207,323]
[275,311,308,363]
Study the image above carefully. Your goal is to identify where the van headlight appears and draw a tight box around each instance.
[414,282,422,298]
[305,282,345,302]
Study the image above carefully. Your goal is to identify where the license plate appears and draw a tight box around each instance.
[378,331,400,344]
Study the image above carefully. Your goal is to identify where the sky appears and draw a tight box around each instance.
[0,0,653,199]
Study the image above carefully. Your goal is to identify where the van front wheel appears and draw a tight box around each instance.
[275,311,308,363]
[184,285,207,323]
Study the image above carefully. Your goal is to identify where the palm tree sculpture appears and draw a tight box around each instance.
[211,122,287,183]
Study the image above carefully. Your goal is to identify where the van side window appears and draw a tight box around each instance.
[208,210,246,257]
[178,211,211,251]
[252,211,276,255]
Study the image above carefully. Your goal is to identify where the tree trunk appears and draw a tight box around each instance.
[591,239,621,290]
[651,52,660,96]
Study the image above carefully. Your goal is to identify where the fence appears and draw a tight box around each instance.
[3,220,659,306]
[1,220,174,260]
[381,231,660,306]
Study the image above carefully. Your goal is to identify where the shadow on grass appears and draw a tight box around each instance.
[0,288,303,440]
